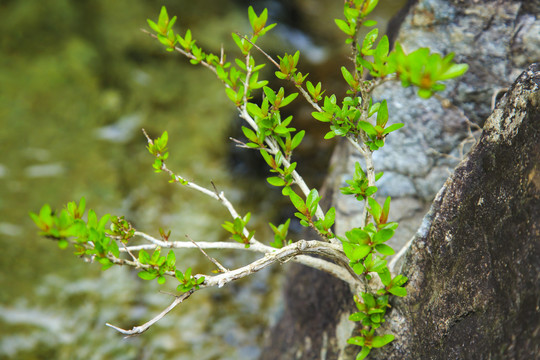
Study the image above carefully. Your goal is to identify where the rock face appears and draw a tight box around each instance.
[334,0,540,251]
[261,1,540,359]
[374,63,540,360]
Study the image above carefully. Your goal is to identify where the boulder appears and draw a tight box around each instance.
[261,1,540,359]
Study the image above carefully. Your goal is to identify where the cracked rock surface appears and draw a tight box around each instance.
[373,62,540,360]
[262,1,540,359]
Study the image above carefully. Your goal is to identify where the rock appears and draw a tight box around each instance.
[375,63,540,360]
[261,1,540,359]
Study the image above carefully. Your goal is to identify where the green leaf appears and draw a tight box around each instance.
[242,126,259,143]
[323,207,336,229]
[363,19,377,27]
[139,249,150,264]
[378,268,392,286]
[392,274,408,287]
[356,346,371,360]
[158,6,169,30]
[291,130,305,150]
[280,92,298,108]
[376,100,389,127]
[263,86,276,104]
[138,271,157,280]
[267,176,286,187]
[335,19,353,36]
[375,35,390,60]
[439,63,469,80]
[382,123,404,135]
[306,189,320,209]
[362,28,378,54]
[352,244,372,260]
[362,0,379,16]
[368,198,382,220]
[349,312,366,322]
[372,334,395,348]
[358,121,377,137]
[312,111,332,122]
[288,190,308,214]
[347,336,365,346]
[389,286,407,297]
[373,229,394,243]
[166,250,176,267]
[375,243,395,255]
[341,66,355,88]
[345,228,370,244]
[248,6,257,30]
[147,19,161,34]
[184,267,192,280]
[362,292,376,308]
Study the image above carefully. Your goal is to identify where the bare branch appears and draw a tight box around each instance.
[186,234,229,273]
[127,231,354,285]
[200,239,356,289]
[106,290,194,337]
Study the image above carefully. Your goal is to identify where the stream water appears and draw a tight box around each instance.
[0,1,404,359]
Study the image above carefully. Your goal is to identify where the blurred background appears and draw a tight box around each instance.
[0,1,404,359]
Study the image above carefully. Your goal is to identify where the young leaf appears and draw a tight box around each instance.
[335,19,353,36]
[389,286,407,297]
[375,243,395,255]
[288,190,308,214]
[358,121,377,137]
[373,229,394,243]
[371,334,395,348]
[138,271,157,281]
[378,268,392,286]
[368,198,382,221]
[355,346,371,360]
[291,130,305,150]
[348,336,365,346]
[267,176,286,187]
[376,100,389,128]
[382,123,404,135]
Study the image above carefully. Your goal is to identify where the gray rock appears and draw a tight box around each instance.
[261,1,540,359]
[374,63,540,360]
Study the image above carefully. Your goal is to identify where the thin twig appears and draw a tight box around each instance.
[106,290,194,337]
[186,234,228,273]
[131,231,272,253]
[237,32,279,68]
[239,33,323,112]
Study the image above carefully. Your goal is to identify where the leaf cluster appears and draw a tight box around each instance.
[109,216,135,243]
[222,213,255,248]
[30,198,117,270]
[138,247,177,284]
[389,43,469,98]
[147,131,169,173]
[341,162,381,201]
[286,188,335,237]
[269,219,292,248]
[175,267,205,293]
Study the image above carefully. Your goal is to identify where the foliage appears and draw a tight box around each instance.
[31,1,467,358]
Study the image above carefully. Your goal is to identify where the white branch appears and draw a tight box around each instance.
[132,231,273,253]
[106,290,194,337]
[128,231,355,285]
[199,239,355,289]
[131,231,354,283]
[107,238,358,336]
